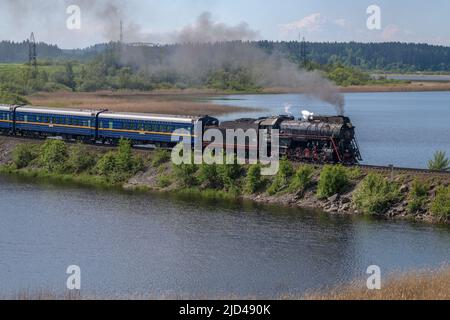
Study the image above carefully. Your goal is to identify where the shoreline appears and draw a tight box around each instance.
[3,267,450,300]
[23,82,450,116]
[1,136,448,226]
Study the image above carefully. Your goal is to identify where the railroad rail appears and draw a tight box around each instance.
[355,164,450,176]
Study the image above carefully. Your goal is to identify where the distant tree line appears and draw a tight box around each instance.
[2,40,450,72]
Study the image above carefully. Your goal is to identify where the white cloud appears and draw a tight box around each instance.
[279,13,325,34]
[278,13,352,40]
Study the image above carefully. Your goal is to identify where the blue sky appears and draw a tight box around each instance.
[1,0,449,48]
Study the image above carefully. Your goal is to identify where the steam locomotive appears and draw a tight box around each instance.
[0,104,362,164]
[217,114,362,164]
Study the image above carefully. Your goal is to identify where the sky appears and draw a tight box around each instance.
[0,0,449,49]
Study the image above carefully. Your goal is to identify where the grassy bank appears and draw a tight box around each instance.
[5,267,450,300]
[303,267,450,300]
[0,138,449,224]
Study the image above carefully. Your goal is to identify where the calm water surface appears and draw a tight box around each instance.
[209,91,450,168]
[1,175,449,297]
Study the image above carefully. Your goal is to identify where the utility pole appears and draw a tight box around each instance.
[120,20,124,43]
[300,35,308,69]
[28,32,37,72]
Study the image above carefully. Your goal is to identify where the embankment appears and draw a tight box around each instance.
[0,136,449,224]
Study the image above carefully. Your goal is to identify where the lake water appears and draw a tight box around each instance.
[1,175,450,298]
[209,91,450,169]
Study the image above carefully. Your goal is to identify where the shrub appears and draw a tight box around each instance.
[407,179,429,213]
[157,175,172,188]
[152,149,171,167]
[430,186,450,219]
[95,151,116,176]
[217,159,242,192]
[317,165,349,199]
[288,165,314,196]
[173,163,198,187]
[94,140,143,183]
[67,144,96,174]
[198,163,222,189]
[244,164,263,194]
[12,143,38,169]
[352,173,401,215]
[428,151,450,171]
[38,139,69,173]
[267,159,294,195]
[115,139,134,172]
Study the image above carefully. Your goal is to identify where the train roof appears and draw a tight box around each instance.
[0,104,14,111]
[8,105,209,123]
[15,106,99,117]
[99,111,203,123]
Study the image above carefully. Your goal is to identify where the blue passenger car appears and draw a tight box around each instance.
[14,106,98,139]
[0,105,14,132]
[97,112,219,146]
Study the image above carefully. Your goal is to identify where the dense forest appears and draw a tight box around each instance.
[2,40,450,72]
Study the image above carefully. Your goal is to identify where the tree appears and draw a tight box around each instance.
[64,62,76,91]
[428,151,450,171]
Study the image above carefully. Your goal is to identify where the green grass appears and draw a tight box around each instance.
[0,63,83,78]
[0,165,113,189]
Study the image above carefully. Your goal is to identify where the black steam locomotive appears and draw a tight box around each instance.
[217,114,362,164]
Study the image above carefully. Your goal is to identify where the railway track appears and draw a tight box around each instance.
[356,164,450,176]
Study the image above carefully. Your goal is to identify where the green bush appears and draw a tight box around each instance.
[428,151,450,171]
[12,143,38,169]
[95,151,117,176]
[267,159,294,195]
[115,139,134,172]
[430,186,450,219]
[67,144,96,174]
[157,175,172,188]
[316,165,349,199]
[217,160,242,192]
[352,173,401,215]
[173,163,198,187]
[198,163,222,189]
[407,179,429,213]
[152,149,171,167]
[288,165,314,196]
[38,139,69,173]
[94,140,143,183]
[244,164,263,194]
